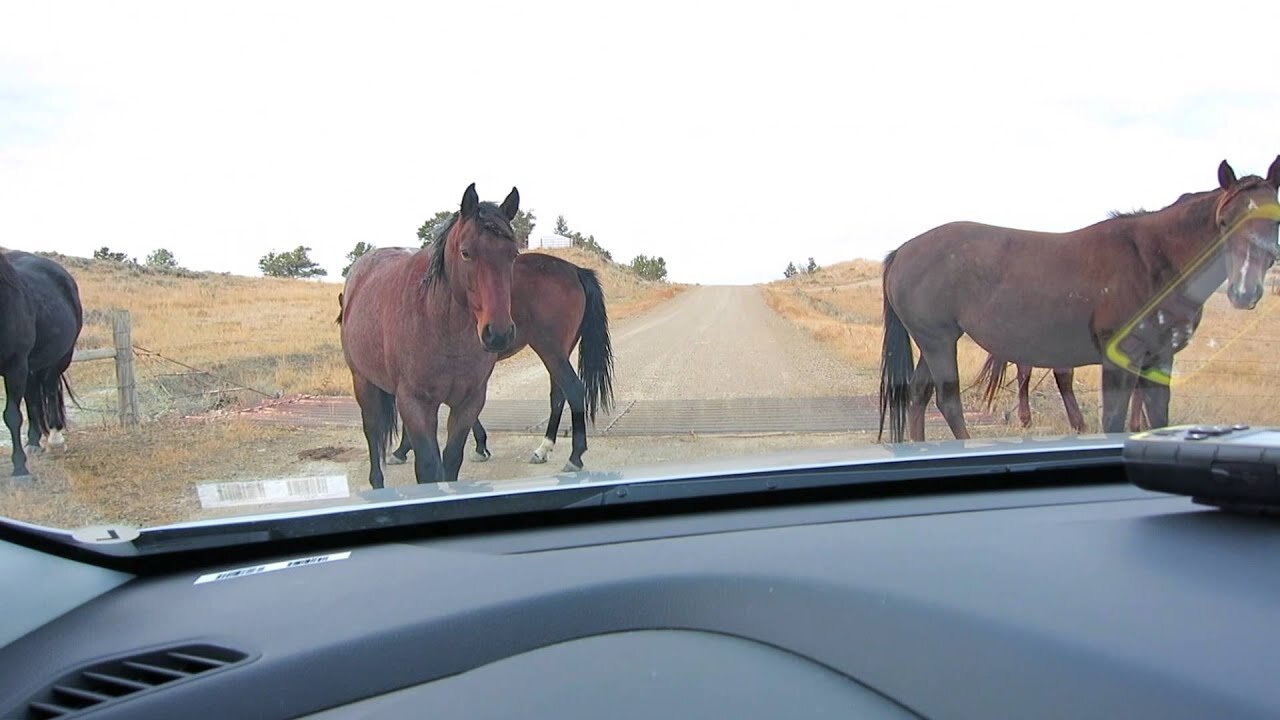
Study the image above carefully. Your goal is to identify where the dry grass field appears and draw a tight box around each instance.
[764,262,1280,434]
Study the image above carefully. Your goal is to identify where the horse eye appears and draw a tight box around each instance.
[461,249,473,260]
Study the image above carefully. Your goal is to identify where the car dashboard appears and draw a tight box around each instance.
[2,479,1278,719]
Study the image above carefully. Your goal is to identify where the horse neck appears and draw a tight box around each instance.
[409,255,473,334]
[1127,190,1226,301]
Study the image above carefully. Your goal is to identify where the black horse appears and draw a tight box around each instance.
[0,251,83,478]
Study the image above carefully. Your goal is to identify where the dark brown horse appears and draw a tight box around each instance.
[385,251,615,472]
[0,250,83,478]
[879,156,1280,443]
[976,305,1202,432]
[340,184,520,488]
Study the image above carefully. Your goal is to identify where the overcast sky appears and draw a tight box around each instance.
[2,0,1277,284]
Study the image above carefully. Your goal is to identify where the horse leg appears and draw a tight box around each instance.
[1016,364,1033,428]
[1141,361,1172,427]
[1127,385,1146,432]
[400,397,444,484]
[389,424,411,465]
[907,357,934,442]
[918,337,969,440]
[352,377,393,489]
[1054,369,1086,433]
[530,377,565,465]
[540,354,587,472]
[441,396,486,483]
[471,419,491,463]
[1099,364,1138,434]
[23,375,46,453]
[4,364,30,478]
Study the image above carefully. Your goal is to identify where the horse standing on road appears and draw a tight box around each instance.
[339,184,520,488]
[386,251,615,472]
[879,156,1280,443]
[0,250,83,478]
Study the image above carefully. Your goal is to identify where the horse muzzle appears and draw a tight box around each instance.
[480,323,516,353]
[1227,284,1263,310]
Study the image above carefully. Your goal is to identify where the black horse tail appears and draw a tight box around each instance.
[375,391,399,457]
[575,267,615,423]
[975,354,1009,411]
[335,292,344,325]
[878,250,914,444]
[34,369,73,434]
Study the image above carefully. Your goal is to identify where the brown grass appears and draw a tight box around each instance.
[765,265,1280,433]
[1,419,309,528]
[47,248,681,419]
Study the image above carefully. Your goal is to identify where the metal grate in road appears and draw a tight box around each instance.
[227,395,998,435]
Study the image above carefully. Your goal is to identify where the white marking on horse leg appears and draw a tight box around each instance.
[48,429,66,449]
[529,437,555,464]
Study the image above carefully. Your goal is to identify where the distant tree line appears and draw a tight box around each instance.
[95,200,673,284]
[784,257,820,278]
[259,246,325,278]
[95,246,185,270]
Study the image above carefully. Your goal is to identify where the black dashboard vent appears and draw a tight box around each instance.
[16,644,248,719]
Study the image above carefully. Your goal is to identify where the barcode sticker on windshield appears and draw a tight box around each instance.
[196,475,349,509]
[194,552,352,585]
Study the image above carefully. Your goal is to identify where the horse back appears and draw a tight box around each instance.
[339,247,428,388]
[510,252,586,354]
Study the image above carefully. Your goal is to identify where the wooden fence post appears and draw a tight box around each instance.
[112,310,139,426]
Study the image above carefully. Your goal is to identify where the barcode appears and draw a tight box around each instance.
[217,483,265,503]
[196,476,350,509]
[286,556,330,568]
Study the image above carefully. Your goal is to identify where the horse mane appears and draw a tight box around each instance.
[422,202,515,289]
[1107,208,1149,219]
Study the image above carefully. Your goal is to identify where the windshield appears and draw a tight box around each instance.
[1,1,1277,538]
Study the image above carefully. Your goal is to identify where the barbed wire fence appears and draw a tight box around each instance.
[64,311,280,429]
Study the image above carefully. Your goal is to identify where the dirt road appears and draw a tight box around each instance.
[486,285,869,402]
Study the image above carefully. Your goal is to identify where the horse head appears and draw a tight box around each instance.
[438,183,521,352]
[1216,156,1280,309]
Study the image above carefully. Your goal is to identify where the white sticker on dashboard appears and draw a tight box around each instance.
[194,552,352,585]
[196,475,350,509]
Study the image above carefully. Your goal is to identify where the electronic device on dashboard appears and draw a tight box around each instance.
[1124,425,1280,514]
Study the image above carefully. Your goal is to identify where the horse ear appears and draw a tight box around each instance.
[1266,155,1280,189]
[1218,160,1237,190]
[500,187,520,221]
[461,183,479,216]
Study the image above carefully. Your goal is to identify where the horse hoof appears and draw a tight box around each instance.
[470,450,491,463]
[24,444,42,455]
[562,461,583,473]
[47,430,66,449]
[387,454,407,466]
